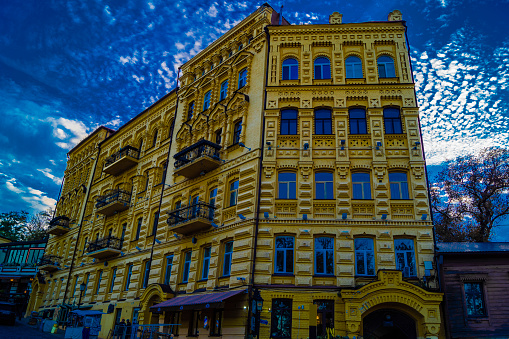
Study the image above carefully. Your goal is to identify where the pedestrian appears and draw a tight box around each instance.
[125,319,132,338]
[118,319,127,339]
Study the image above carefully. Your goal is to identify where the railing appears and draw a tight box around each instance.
[49,215,70,228]
[95,189,131,209]
[112,323,180,339]
[38,255,62,267]
[174,140,221,169]
[104,146,140,167]
[167,201,215,227]
[86,236,122,253]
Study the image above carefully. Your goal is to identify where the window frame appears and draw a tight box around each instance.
[278,172,297,200]
[233,119,242,144]
[209,309,222,336]
[142,260,151,288]
[383,107,403,134]
[187,101,194,121]
[151,212,159,236]
[275,236,295,275]
[96,271,103,295]
[349,108,367,135]
[463,281,487,317]
[280,109,298,135]
[314,109,333,135]
[270,298,292,339]
[201,246,211,280]
[134,217,142,241]
[315,172,334,200]
[238,68,247,89]
[164,254,174,285]
[314,57,331,80]
[354,238,375,276]
[394,238,417,277]
[222,241,233,277]
[314,237,334,276]
[125,264,133,291]
[282,58,299,80]
[352,172,372,200]
[220,80,228,101]
[377,55,396,78]
[182,250,192,283]
[389,172,410,200]
[345,55,363,79]
[109,267,117,293]
[228,179,239,207]
[203,90,212,111]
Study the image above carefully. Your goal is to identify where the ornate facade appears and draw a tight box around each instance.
[28,5,444,339]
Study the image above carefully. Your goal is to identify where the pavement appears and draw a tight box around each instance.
[0,317,66,339]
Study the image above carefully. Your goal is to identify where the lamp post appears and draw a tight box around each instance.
[78,283,86,309]
[252,289,263,338]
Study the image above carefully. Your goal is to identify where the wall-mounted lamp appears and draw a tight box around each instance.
[421,214,428,220]
[238,214,247,220]
[238,142,251,151]
[302,214,307,221]
[264,212,269,219]
[211,223,219,228]
[173,234,181,240]
[303,142,309,150]
[135,246,142,251]
[155,238,162,244]
[342,213,347,220]
[381,214,387,220]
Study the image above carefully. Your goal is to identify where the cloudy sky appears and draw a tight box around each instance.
[1,0,508,238]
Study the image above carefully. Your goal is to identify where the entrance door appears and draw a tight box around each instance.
[314,300,334,338]
[363,309,417,339]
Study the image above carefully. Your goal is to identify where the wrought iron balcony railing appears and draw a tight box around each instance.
[173,140,221,178]
[38,255,62,267]
[95,189,131,216]
[167,201,215,235]
[86,236,122,254]
[104,146,140,167]
[49,215,70,228]
[103,146,140,175]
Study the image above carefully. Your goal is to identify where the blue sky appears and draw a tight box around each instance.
[1,0,508,238]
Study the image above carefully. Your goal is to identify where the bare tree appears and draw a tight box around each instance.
[22,209,53,241]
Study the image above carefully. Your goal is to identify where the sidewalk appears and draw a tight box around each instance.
[12,317,66,338]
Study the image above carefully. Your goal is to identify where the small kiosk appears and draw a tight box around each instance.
[64,310,104,339]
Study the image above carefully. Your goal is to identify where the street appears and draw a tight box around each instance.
[0,319,64,339]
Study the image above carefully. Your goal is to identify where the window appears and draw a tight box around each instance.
[314,300,334,339]
[96,271,102,295]
[182,251,192,283]
[345,56,363,78]
[209,188,218,219]
[280,109,297,135]
[203,90,211,111]
[377,55,396,78]
[135,217,142,240]
[394,239,416,277]
[138,139,143,153]
[464,282,486,316]
[384,107,403,134]
[271,299,292,339]
[238,68,247,88]
[233,120,242,144]
[352,173,371,200]
[151,212,159,236]
[120,224,126,246]
[210,309,222,336]
[238,44,243,51]
[229,180,239,207]
[152,129,158,147]
[222,241,233,277]
[315,172,334,200]
[125,264,133,291]
[315,237,334,275]
[164,255,173,285]
[355,238,375,276]
[220,80,228,101]
[278,172,296,199]
[282,58,298,80]
[84,273,90,296]
[201,247,211,280]
[314,109,332,135]
[275,236,294,274]
[314,57,331,80]
[73,277,78,298]
[389,172,409,200]
[174,200,181,210]
[215,129,222,145]
[167,312,180,335]
[143,260,151,288]
[349,108,367,134]
[187,101,194,120]
[110,268,117,293]
[143,171,150,191]
[189,310,200,336]
[83,237,88,253]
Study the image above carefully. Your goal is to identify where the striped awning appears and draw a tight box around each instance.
[150,289,247,312]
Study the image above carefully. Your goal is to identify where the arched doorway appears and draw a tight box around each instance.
[363,309,416,339]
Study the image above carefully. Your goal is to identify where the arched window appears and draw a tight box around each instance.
[203,90,211,111]
[314,109,332,135]
[238,68,247,89]
[345,56,363,79]
[138,139,143,153]
[383,108,403,134]
[233,120,242,144]
[389,172,409,200]
[152,129,158,147]
[377,56,396,78]
[314,57,331,80]
[280,109,298,135]
[352,173,371,200]
[220,80,228,101]
[349,108,367,134]
[187,101,194,120]
[282,58,299,80]
[278,172,297,199]
[315,172,334,199]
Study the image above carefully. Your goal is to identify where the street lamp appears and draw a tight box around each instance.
[252,289,264,338]
[78,283,86,309]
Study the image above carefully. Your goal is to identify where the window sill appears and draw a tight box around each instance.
[390,199,413,201]
[280,79,300,86]
[313,274,335,278]
[219,275,230,279]
[273,273,295,277]
[197,279,208,282]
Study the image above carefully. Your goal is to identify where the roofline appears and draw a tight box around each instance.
[0,239,48,247]
[67,126,115,155]
[266,20,406,30]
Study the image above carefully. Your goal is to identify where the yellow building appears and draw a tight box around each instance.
[28,5,443,339]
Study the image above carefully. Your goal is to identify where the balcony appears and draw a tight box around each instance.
[103,146,140,176]
[46,216,70,235]
[174,140,221,179]
[167,201,215,235]
[95,189,131,216]
[38,255,62,272]
[85,236,122,259]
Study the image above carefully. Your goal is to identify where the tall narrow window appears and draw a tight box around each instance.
[152,129,158,147]
[278,172,296,199]
[135,217,142,240]
[275,236,294,274]
[152,212,159,236]
[314,300,334,339]
[209,188,218,219]
[282,58,299,80]
[125,264,133,291]
[271,299,292,338]
[314,109,332,135]
[464,282,486,316]
[352,173,371,200]
[143,260,151,288]
[315,172,334,200]
[229,180,239,207]
[120,224,126,246]
[83,237,88,253]
[220,80,228,101]
[182,251,192,283]
[110,268,117,293]
[377,56,396,78]
[345,56,363,78]
[349,108,367,134]
[203,90,211,111]
[210,309,222,336]
[223,241,233,277]
[215,129,222,145]
[96,271,102,295]
[280,109,298,135]
[139,139,143,153]
[394,239,416,277]
[187,101,194,120]
[355,238,375,276]
[238,68,247,88]
[164,255,173,285]
[389,172,409,200]
[315,237,334,275]
[233,120,242,144]
[84,273,90,296]
[201,247,211,280]
[383,107,403,134]
[314,57,331,80]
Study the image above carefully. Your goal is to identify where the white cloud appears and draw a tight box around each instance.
[37,168,63,185]
[6,178,23,194]
[46,117,89,150]
[148,2,155,10]
[206,4,218,18]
